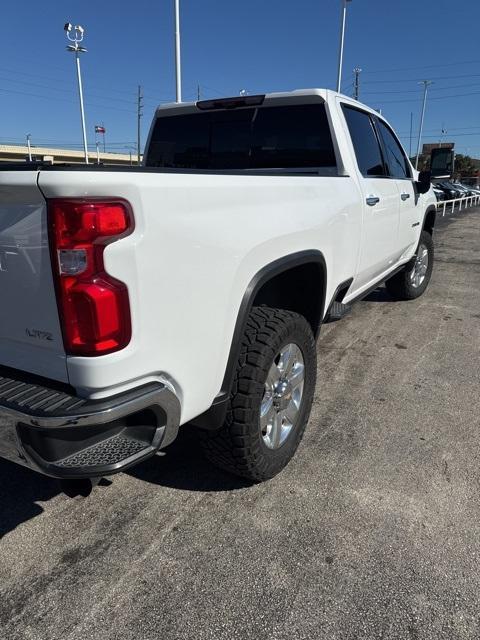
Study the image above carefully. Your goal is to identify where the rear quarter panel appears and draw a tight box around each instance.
[38,170,361,423]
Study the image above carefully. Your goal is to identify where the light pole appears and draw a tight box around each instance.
[65,23,89,163]
[353,66,361,100]
[409,112,413,158]
[415,80,433,170]
[439,124,447,149]
[174,0,182,102]
[126,145,136,166]
[137,86,143,165]
[26,134,32,162]
[336,0,352,92]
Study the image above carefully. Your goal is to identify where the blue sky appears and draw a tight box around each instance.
[1,0,480,157]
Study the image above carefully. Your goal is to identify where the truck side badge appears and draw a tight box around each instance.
[25,329,53,341]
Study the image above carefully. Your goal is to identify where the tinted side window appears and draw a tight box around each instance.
[251,105,337,169]
[342,105,385,177]
[377,120,411,179]
[146,104,337,171]
[146,111,212,169]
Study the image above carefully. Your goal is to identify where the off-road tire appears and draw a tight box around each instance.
[385,230,434,300]
[201,306,316,482]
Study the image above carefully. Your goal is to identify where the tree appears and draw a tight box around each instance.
[453,154,477,177]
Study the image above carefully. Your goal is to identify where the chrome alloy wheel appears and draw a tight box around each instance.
[260,343,305,449]
[410,243,429,288]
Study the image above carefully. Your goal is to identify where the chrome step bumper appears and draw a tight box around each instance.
[0,368,180,479]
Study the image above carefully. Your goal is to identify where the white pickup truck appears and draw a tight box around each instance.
[0,89,436,486]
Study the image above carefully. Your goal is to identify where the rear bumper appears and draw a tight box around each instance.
[0,368,181,479]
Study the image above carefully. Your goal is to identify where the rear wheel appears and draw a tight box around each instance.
[201,307,316,482]
[385,230,434,300]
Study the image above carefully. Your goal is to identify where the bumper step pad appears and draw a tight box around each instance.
[56,435,147,469]
[0,374,86,417]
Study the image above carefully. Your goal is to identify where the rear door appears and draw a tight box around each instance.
[0,171,67,382]
[341,104,400,291]
[375,117,418,255]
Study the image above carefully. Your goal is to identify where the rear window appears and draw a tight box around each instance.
[145,104,337,173]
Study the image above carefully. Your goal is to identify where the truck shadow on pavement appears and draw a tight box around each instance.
[0,459,61,539]
[126,426,253,492]
[0,428,249,538]
[362,286,393,303]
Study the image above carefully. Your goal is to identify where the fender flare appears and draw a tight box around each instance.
[422,205,437,234]
[191,250,327,430]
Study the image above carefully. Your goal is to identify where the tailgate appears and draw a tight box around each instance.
[0,171,67,382]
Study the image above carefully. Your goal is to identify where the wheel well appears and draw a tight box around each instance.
[252,261,325,337]
[424,208,436,235]
[190,255,326,431]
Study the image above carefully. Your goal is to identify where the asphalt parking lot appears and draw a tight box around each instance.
[0,206,479,640]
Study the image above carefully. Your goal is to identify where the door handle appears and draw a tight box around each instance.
[366,196,380,206]
[401,192,410,201]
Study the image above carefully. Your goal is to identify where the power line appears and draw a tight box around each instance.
[399,132,480,140]
[0,74,137,105]
[362,72,480,86]
[361,59,480,75]
[0,64,141,98]
[373,89,480,105]
[0,86,136,113]
[395,125,480,136]
[363,82,480,96]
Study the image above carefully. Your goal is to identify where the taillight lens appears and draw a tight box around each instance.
[48,198,134,356]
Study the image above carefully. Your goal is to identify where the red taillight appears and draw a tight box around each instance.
[48,198,134,356]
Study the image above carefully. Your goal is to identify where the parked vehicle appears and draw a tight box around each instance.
[452,182,473,196]
[0,89,436,485]
[435,181,463,199]
[432,186,446,201]
[454,182,480,196]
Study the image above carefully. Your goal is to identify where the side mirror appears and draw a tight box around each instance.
[416,170,431,194]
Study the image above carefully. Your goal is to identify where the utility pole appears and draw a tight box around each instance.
[197,83,201,101]
[336,0,352,92]
[415,80,433,170]
[353,67,361,100]
[65,23,89,163]
[95,141,100,164]
[409,112,413,158]
[439,124,447,148]
[26,134,32,162]
[137,85,143,165]
[174,0,182,102]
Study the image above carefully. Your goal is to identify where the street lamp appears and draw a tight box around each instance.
[415,80,433,170]
[65,22,89,163]
[26,134,32,162]
[336,0,352,93]
[174,0,182,102]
